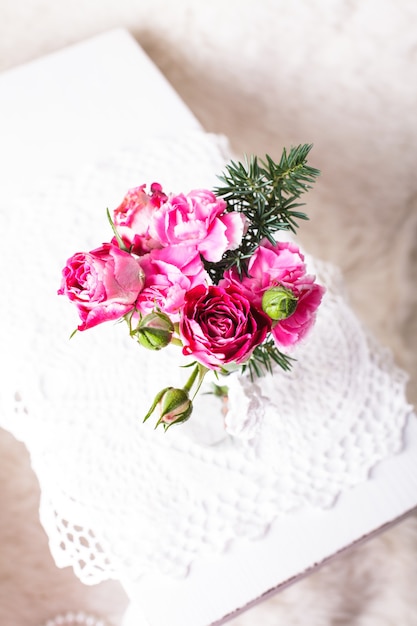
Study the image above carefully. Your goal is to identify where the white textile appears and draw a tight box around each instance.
[0,131,412,585]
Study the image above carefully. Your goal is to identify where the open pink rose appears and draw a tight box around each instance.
[222,240,307,305]
[135,245,209,320]
[221,240,324,348]
[150,189,246,262]
[58,243,145,330]
[113,183,167,255]
[179,284,271,369]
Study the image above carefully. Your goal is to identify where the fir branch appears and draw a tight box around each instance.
[206,144,320,283]
[242,338,295,381]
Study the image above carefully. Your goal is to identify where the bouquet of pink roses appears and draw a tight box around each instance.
[58,144,324,429]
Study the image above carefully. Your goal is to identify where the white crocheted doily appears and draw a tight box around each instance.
[0,131,412,585]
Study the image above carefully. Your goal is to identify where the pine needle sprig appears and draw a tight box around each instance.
[241,338,295,381]
[206,144,320,283]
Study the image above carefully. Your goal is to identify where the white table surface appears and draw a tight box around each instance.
[0,28,201,191]
[1,29,416,626]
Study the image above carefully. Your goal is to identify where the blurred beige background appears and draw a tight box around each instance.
[0,1,416,625]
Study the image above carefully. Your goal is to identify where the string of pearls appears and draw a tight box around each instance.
[41,612,108,626]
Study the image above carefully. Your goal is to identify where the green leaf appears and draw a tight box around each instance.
[106,208,129,252]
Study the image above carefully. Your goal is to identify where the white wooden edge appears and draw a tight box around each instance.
[122,413,417,626]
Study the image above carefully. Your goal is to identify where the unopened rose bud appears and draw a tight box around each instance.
[262,286,298,321]
[136,311,174,350]
[143,386,193,430]
[156,387,193,430]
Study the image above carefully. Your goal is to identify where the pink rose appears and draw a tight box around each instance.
[222,240,306,305]
[58,243,145,330]
[270,279,324,347]
[179,284,271,370]
[113,182,167,255]
[150,189,246,262]
[135,246,209,320]
[221,240,324,347]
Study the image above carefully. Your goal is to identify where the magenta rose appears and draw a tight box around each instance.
[179,284,271,369]
[150,189,246,262]
[58,243,145,330]
[134,245,209,321]
[113,182,167,255]
[221,240,324,348]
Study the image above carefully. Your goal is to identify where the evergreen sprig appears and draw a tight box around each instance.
[242,338,295,381]
[205,144,320,284]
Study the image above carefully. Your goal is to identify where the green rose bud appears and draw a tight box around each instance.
[143,386,193,430]
[136,311,174,350]
[262,286,298,321]
[157,387,193,430]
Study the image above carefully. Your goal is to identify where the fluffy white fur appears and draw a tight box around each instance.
[0,1,416,624]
